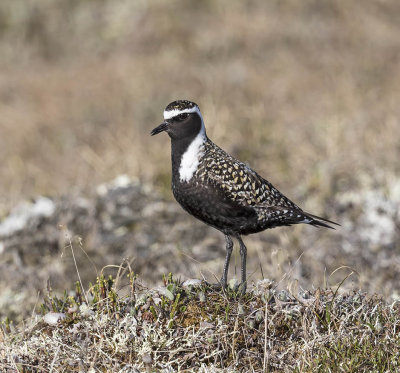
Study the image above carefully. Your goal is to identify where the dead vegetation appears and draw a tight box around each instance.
[1,271,400,372]
[1,175,399,326]
[1,0,400,212]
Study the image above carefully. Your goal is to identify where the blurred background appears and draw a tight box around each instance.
[1,0,400,321]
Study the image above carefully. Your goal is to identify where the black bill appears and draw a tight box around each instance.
[150,122,168,136]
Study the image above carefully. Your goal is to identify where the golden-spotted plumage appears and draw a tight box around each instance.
[192,138,308,229]
[198,139,282,206]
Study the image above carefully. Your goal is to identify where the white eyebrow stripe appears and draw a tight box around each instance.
[163,106,201,120]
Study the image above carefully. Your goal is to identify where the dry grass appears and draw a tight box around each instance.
[1,271,400,372]
[1,0,400,298]
[1,0,400,212]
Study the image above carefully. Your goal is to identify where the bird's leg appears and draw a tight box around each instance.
[220,235,233,288]
[237,236,247,294]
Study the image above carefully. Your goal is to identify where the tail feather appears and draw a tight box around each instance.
[304,212,340,230]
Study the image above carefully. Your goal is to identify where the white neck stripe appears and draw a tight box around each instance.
[163,106,201,120]
[179,126,206,182]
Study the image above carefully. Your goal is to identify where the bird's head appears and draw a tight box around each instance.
[151,100,205,140]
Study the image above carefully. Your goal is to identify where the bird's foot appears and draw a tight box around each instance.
[204,279,247,296]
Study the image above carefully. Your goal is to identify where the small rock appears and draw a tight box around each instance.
[182,279,202,288]
[0,197,55,237]
[43,312,66,326]
[228,278,239,290]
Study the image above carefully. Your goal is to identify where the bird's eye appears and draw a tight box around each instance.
[177,113,189,121]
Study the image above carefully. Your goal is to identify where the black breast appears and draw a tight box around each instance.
[172,179,259,235]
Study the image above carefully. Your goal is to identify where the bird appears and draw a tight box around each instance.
[151,100,338,293]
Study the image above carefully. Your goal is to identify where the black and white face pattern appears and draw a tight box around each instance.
[151,100,205,140]
[151,100,208,183]
[165,101,207,183]
[162,100,204,140]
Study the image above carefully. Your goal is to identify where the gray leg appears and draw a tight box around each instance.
[237,236,247,293]
[220,235,234,288]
